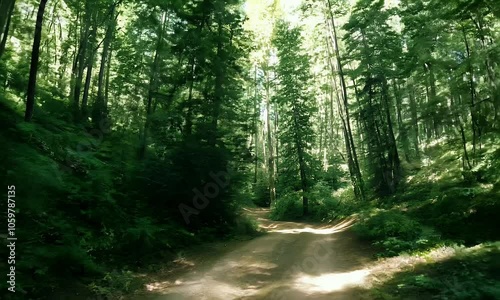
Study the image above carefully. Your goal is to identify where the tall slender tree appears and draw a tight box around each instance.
[0,0,16,59]
[273,20,318,215]
[24,0,48,122]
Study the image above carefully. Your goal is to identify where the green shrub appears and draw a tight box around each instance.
[89,270,142,298]
[253,178,271,207]
[415,185,500,244]
[122,217,163,259]
[354,210,430,256]
[355,210,423,241]
[270,191,303,220]
[307,182,340,221]
[231,214,260,236]
[371,243,500,299]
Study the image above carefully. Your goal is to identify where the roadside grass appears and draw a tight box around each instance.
[369,242,500,300]
[352,136,500,299]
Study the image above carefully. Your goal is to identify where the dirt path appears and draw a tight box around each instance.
[130,208,376,300]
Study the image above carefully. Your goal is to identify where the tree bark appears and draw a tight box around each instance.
[104,44,112,107]
[0,0,15,42]
[81,21,96,119]
[408,79,420,158]
[93,4,117,127]
[382,78,402,193]
[423,79,433,140]
[291,100,309,215]
[325,4,364,199]
[139,11,167,159]
[0,0,15,59]
[209,12,224,148]
[264,68,276,207]
[425,61,440,137]
[72,4,91,115]
[25,0,48,122]
[462,26,479,162]
[392,79,411,162]
[253,65,258,185]
[183,56,196,136]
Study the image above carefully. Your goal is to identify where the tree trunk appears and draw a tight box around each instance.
[470,15,499,123]
[139,11,167,159]
[253,65,258,185]
[392,79,410,162]
[382,78,402,193]
[81,23,96,119]
[183,57,196,136]
[291,103,309,215]
[449,84,472,170]
[264,68,276,207]
[423,79,433,140]
[25,0,48,122]
[68,15,79,99]
[319,105,325,162]
[462,26,479,163]
[57,24,71,91]
[0,0,15,59]
[408,80,420,158]
[327,42,358,197]
[274,102,279,176]
[93,4,117,127]
[327,67,336,152]
[426,62,440,137]
[209,14,224,148]
[73,4,91,115]
[0,0,15,42]
[40,0,57,79]
[325,4,364,199]
[104,41,113,107]
[352,76,366,162]
[459,118,472,170]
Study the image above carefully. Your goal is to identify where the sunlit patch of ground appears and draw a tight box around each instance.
[284,244,491,298]
[248,206,357,235]
[173,257,195,267]
[264,218,356,234]
[293,270,371,293]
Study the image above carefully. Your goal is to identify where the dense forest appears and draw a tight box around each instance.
[0,0,499,299]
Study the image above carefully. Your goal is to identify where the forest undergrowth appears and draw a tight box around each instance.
[352,136,500,299]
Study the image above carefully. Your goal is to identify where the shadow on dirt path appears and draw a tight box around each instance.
[128,208,377,300]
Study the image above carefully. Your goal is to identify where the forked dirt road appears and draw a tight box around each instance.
[132,208,376,300]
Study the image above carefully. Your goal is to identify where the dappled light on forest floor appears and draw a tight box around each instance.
[249,207,358,235]
[292,270,370,293]
[130,207,500,300]
[133,209,373,299]
[172,257,196,267]
[359,244,494,290]
[264,218,356,234]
